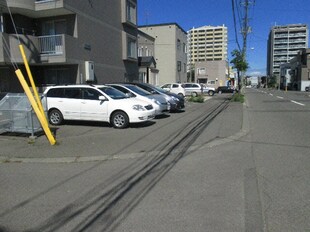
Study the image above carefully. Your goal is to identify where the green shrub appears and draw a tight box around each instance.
[188,95,205,103]
[231,93,244,103]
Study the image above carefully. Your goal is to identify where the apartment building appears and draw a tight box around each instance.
[139,23,187,85]
[0,0,139,92]
[267,24,309,77]
[187,25,228,69]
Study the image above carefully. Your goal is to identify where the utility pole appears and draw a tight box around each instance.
[240,0,254,88]
[241,0,251,57]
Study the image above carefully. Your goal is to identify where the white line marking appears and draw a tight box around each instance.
[276,96,284,99]
[269,93,273,96]
[291,100,305,106]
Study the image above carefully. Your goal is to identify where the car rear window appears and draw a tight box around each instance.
[46,88,81,99]
[64,89,81,99]
[46,88,64,98]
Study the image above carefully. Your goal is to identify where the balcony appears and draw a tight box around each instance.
[0,33,77,64]
[0,32,40,64]
[4,0,72,18]
[38,35,63,55]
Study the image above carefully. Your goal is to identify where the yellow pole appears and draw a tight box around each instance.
[15,69,56,145]
[18,44,45,115]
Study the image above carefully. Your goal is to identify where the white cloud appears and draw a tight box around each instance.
[246,68,266,77]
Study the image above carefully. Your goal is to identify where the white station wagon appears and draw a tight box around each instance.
[42,85,155,128]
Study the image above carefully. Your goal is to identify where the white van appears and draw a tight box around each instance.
[42,85,155,128]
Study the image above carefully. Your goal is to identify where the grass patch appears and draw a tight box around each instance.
[188,95,205,103]
[231,93,244,103]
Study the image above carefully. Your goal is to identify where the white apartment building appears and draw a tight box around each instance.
[139,23,187,85]
[187,25,228,69]
[267,24,309,77]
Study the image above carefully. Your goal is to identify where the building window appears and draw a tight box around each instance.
[177,39,181,50]
[127,36,137,59]
[208,80,216,85]
[197,68,206,75]
[183,43,186,53]
[177,61,181,72]
[126,0,137,25]
[138,47,143,57]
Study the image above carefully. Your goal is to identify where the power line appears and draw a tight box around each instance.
[231,0,241,51]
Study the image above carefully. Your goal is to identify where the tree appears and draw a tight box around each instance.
[230,49,249,90]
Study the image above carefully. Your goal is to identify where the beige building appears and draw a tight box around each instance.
[139,23,187,85]
[0,0,139,92]
[187,25,228,70]
[195,60,229,88]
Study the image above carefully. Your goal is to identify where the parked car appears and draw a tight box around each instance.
[200,84,216,96]
[183,83,215,96]
[216,86,237,94]
[106,83,169,116]
[160,83,186,97]
[42,85,155,128]
[130,82,185,111]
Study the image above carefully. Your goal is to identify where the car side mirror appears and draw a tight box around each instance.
[99,95,107,101]
[125,92,134,98]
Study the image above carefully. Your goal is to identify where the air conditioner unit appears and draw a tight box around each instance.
[85,61,94,81]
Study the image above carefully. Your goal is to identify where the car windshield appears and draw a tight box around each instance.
[98,87,127,99]
[125,85,151,96]
[151,85,168,94]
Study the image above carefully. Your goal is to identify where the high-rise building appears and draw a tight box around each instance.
[267,24,309,77]
[187,25,228,70]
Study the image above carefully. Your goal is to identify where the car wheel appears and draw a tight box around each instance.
[191,92,198,97]
[48,109,63,125]
[111,111,129,129]
[208,90,215,96]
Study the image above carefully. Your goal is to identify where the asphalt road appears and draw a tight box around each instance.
[0,90,309,232]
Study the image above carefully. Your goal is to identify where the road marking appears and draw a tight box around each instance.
[291,100,305,106]
[276,96,284,99]
[269,93,273,96]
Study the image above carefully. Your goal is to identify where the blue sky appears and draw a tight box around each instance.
[137,0,310,76]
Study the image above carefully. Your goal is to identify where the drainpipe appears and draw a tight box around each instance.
[0,8,4,32]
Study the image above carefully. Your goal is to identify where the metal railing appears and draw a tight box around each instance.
[38,35,63,54]
[35,0,56,2]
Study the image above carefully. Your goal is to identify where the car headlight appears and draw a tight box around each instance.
[132,104,145,111]
[171,96,179,101]
[152,99,161,105]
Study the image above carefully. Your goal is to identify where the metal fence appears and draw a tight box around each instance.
[0,93,42,135]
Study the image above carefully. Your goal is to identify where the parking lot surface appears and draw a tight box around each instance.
[0,95,243,163]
